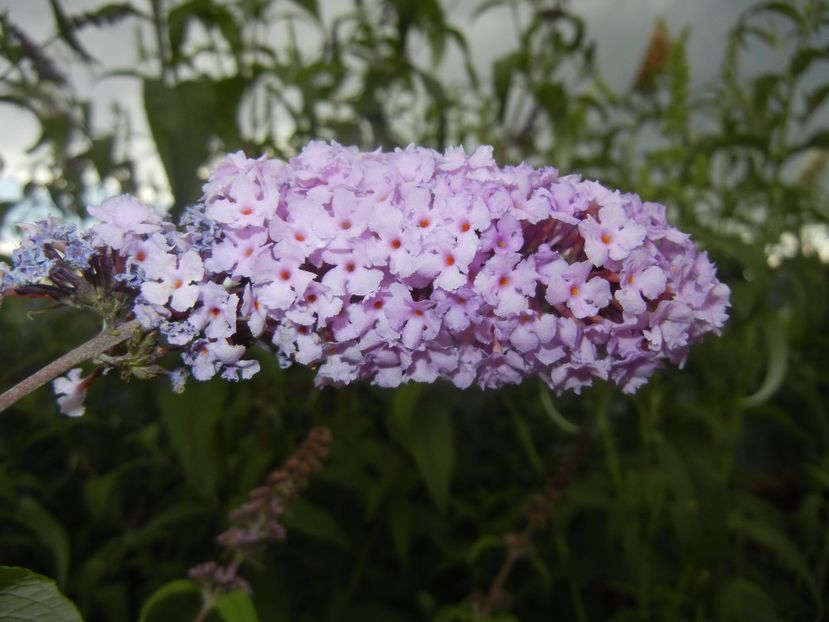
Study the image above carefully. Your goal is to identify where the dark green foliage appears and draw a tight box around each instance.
[1,1,828,621]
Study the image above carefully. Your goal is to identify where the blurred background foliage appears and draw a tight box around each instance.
[0,0,828,620]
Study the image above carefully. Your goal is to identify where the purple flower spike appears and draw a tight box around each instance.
[8,141,728,405]
[156,141,728,394]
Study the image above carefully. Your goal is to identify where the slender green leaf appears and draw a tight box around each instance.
[48,0,94,61]
[143,77,247,214]
[15,498,70,589]
[493,51,526,121]
[158,380,228,496]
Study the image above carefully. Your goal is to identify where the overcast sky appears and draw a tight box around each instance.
[0,0,767,197]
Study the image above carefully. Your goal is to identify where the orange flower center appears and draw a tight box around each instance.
[601,233,612,245]
[570,285,580,297]
[498,276,510,287]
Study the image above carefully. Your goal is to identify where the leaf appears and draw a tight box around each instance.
[168,0,243,64]
[287,0,319,19]
[157,380,229,497]
[143,77,247,215]
[717,578,780,622]
[747,1,805,28]
[466,535,503,564]
[138,579,200,622]
[790,45,829,79]
[418,70,449,146]
[15,497,70,588]
[533,81,568,128]
[214,590,260,622]
[538,384,580,434]
[388,496,413,563]
[729,514,819,602]
[387,385,455,512]
[653,436,695,548]
[472,0,508,19]
[0,566,82,622]
[48,0,94,61]
[802,84,829,123]
[493,51,526,122]
[508,407,543,476]
[740,318,787,407]
[284,498,350,549]
[794,129,829,153]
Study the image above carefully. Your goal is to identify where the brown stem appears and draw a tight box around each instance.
[0,318,141,414]
[479,427,592,618]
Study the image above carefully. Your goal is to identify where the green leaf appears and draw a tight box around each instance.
[794,129,829,153]
[0,566,82,622]
[388,496,413,563]
[15,498,70,589]
[466,535,503,565]
[158,380,229,497]
[48,0,94,61]
[791,45,829,79]
[729,514,819,602]
[747,1,805,28]
[143,77,247,215]
[538,384,580,434]
[284,498,350,549]
[740,317,787,407]
[214,590,260,622]
[493,51,526,121]
[533,81,568,128]
[287,0,319,19]
[138,579,200,622]
[802,84,829,123]
[718,578,780,622]
[387,385,455,512]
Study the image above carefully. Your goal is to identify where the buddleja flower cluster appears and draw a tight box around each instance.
[0,141,730,410]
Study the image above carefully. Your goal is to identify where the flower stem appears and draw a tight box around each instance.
[0,318,141,414]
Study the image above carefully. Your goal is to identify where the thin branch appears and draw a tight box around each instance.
[0,318,141,414]
[479,426,593,618]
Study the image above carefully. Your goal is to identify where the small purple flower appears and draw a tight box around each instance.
[88,195,164,250]
[473,253,537,317]
[615,251,667,315]
[540,259,611,319]
[141,250,204,312]
[579,204,646,266]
